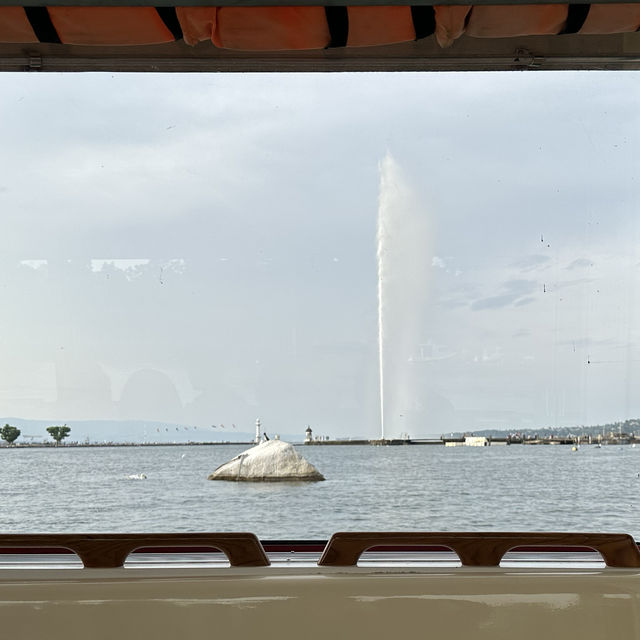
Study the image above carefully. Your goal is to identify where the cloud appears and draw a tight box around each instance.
[512,254,551,272]
[566,258,594,270]
[471,279,538,310]
[503,279,538,295]
[557,337,618,348]
[471,293,520,311]
[556,277,594,290]
[440,298,469,309]
[20,259,47,270]
[432,256,446,269]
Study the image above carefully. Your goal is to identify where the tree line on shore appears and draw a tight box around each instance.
[453,418,640,439]
[0,424,71,446]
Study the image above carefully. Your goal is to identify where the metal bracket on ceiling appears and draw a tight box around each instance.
[514,48,544,69]
[25,53,43,71]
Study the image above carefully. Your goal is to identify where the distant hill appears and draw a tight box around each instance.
[453,418,640,439]
[0,417,303,445]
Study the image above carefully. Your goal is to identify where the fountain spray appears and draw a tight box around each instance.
[376,153,433,441]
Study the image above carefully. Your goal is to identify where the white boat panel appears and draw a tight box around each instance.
[0,566,638,640]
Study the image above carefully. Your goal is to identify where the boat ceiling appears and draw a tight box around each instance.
[1,2,639,72]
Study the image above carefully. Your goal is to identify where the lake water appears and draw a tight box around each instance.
[1,444,639,539]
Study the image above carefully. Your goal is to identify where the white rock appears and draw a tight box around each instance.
[208,440,324,482]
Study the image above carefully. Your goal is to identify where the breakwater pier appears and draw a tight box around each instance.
[304,434,640,447]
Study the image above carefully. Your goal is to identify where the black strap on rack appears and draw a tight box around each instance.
[562,4,591,34]
[325,6,349,48]
[24,7,61,44]
[156,7,183,40]
[411,6,436,40]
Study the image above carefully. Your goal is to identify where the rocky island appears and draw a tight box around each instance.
[208,439,325,482]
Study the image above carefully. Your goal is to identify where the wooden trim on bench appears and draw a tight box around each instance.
[318,532,640,567]
[0,533,270,568]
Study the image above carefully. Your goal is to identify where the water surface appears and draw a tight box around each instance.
[0,444,638,539]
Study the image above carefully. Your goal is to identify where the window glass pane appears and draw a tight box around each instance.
[0,71,638,538]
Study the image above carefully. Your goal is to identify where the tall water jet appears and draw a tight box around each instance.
[377,154,434,440]
[377,222,386,441]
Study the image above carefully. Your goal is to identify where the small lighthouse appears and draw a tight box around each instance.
[255,418,261,444]
[304,425,313,443]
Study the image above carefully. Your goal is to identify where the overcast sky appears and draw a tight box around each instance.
[0,71,638,439]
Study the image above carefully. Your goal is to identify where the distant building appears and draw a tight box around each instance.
[304,426,313,443]
[465,436,489,447]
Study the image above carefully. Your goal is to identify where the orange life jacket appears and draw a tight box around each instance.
[1,4,640,50]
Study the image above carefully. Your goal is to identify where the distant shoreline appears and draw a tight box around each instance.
[2,434,639,449]
[0,441,258,449]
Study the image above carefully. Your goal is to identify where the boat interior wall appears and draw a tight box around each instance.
[1,4,640,71]
[2,567,640,640]
[1,532,639,640]
[1,533,640,640]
